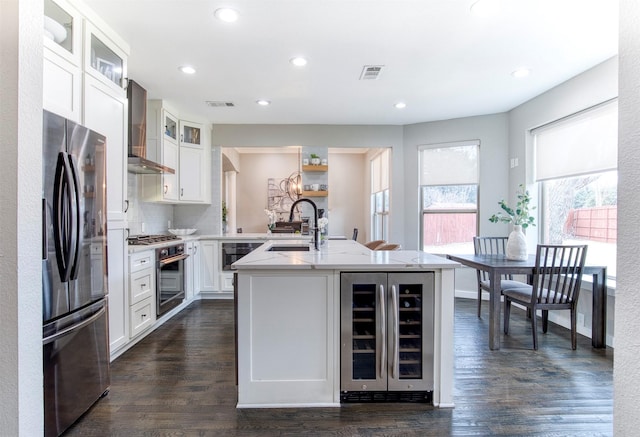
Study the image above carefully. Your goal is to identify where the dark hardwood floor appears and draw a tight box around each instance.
[64,298,613,436]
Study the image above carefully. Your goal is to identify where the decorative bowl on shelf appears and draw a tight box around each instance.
[168,228,197,236]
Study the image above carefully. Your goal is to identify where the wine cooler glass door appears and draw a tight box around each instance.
[387,272,435,391]
[340,272,388,392]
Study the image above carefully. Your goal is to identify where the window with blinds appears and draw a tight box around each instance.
[371,149,390,241]
[533,99,618,279]
[419,141,479,254]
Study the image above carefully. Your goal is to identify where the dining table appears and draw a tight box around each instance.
[446,253,607,350]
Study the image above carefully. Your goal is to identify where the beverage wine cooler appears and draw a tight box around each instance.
[340,272,434,403]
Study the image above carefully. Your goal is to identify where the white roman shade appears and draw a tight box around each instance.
[419,141,479,185]
[533,100,618,182]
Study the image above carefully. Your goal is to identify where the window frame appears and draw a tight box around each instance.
[418,141,480,253]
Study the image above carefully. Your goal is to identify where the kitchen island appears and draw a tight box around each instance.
[233,239,459,408]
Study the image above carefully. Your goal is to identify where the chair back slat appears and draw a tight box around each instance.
[532,244,587,306]
[473,237,512,281]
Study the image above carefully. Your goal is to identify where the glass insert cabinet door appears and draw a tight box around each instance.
[84,22,127,91]
[340,272,434,393]
[44,0,74,54]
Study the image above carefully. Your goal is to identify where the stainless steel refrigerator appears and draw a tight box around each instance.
[42,110,110,437]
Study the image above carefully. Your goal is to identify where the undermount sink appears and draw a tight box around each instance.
[267,245,311,252]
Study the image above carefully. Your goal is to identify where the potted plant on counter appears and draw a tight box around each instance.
[310,153,321,165]
[489,184,536,260]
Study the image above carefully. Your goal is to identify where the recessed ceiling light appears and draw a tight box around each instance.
[289,57,308,67]
[511,68,531,78]
[214,8,239,23]
[394,102,407,109]
[179,65,196,74]
[256,99,271,106]
[470,0,501,17]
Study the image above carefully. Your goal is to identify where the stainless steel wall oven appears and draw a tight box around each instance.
[156,243,188,316]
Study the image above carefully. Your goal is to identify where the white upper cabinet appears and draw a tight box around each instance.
[143,109,210,204]
[83,73,128,220]
[179,120,203,148]
[179,145,205,202]
[43,0,82,121]
[83,20,127,94]
[44,0,81,66]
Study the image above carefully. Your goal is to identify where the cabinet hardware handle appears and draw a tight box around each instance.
[141,283,146,288]
[391,284,398,380]
[141,313,146,318]
[181,188,184,197]
[379,284,386,380]
[164,184,168,194]
[124,199,129,212]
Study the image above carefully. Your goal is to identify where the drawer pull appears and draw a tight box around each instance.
[140,283,147,288]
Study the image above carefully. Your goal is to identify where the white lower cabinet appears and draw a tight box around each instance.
[130,299,155,337]
[107,224,128,354]
[236,271,338,407]
[185,241,201,301]
[200,240,219,292]
[129,250,156,338]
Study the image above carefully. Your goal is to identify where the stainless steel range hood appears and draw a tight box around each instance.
[127,79,175,174]
[127,155,175,174]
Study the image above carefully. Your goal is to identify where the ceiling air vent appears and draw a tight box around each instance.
[359,65,384,80]
[206,101,235,107]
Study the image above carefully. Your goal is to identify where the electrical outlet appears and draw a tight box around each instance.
[578,312,585,327]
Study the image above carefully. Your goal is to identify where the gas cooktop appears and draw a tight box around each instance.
[127,234,179,245]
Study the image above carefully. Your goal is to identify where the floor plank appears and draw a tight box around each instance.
[64,298,613,436]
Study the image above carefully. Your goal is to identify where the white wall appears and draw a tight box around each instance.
[402,113,510,249]
[212,124,403,239]
[1,0,44,434]
[328,152,367,241]
[615,0,640,432]
[236,152,300,232]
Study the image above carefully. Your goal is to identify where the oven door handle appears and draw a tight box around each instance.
[159,253,189,266]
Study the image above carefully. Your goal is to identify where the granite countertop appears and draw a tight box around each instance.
[127,233,312,253]
[232,239,460,271]
[198,233,312,240]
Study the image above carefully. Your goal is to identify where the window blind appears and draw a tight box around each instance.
[533,100,618,182]
[419,141,479,185]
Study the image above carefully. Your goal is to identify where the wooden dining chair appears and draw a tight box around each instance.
[364,239,386,250]
[374,243,401,251]
[502,244,588,350]
[473,236,528,318]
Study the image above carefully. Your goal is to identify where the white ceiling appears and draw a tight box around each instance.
[83,0,618,126]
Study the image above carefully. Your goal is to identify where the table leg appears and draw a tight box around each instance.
[489,270,501,350]
[591,268,607,348]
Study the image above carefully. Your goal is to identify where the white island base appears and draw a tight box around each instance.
[234,240,459,408]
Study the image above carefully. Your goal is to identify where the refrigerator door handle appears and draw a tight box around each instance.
[67,153,81,280]
[53,152,72,281]
[42,305,106,346]
[391,284,398,380]
[379,283,386,380]
[42,198,48,259]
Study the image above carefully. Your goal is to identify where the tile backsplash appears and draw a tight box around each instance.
[127,173,173,235]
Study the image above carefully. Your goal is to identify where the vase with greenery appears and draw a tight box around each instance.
[489,184,535,260]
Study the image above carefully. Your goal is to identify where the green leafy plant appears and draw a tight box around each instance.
[222,201,228,223]
[310,153,320,159]
[489,184,536,228]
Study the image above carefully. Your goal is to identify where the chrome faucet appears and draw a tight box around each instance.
[289,198,319,250]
